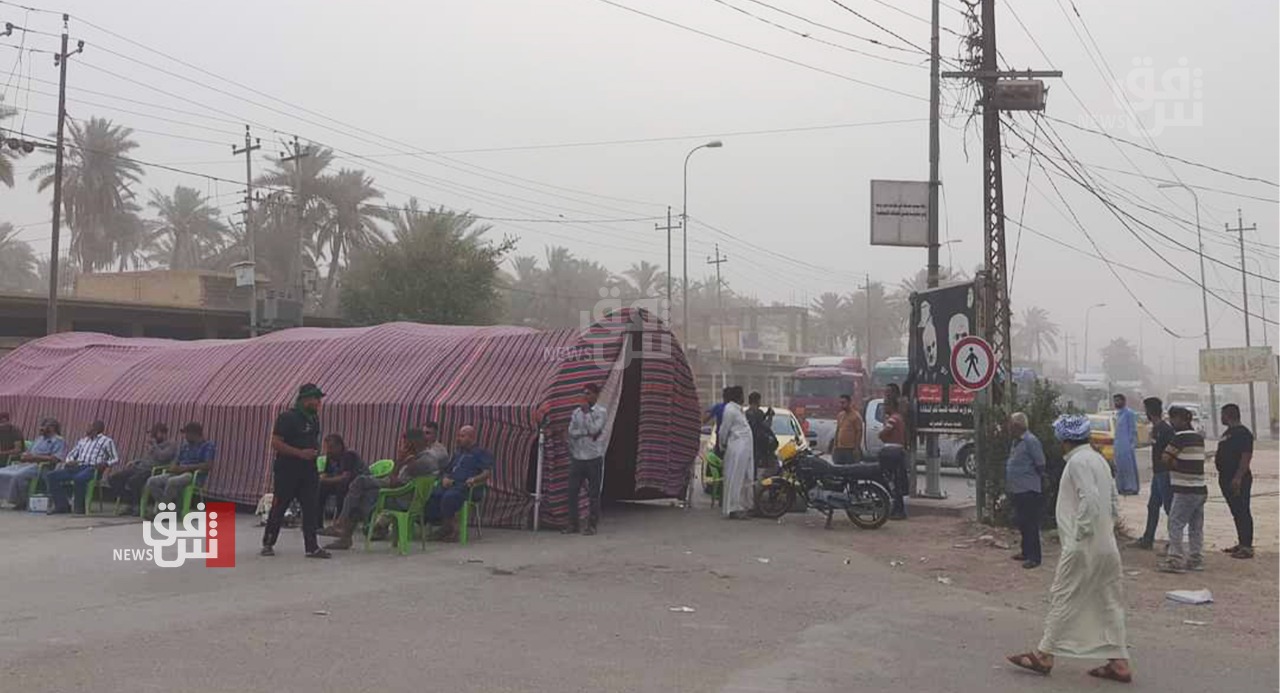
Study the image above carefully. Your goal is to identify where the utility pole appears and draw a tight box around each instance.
[1230,210,1259,434]
[656,206,681,326]
[707,245,729,390]
[280,136,310,321]
[860,273,874,367]
[233,125,261,336]
[921,0,945,498]
[45,14,83,336]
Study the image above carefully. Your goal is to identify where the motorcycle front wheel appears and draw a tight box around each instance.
[753,478,796,519]
[845,482,891,529]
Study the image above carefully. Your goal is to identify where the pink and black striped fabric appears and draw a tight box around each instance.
[0,314,699,528]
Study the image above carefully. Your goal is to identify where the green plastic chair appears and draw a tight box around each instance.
[315,455,327,474]
[365,476,436,555]
[703,451,724,507]
[81,466,105,514]
[458,482,486,545]
[368,459,394,478]
[138,468,206,519]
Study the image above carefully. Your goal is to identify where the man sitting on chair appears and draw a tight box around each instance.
[46,420,118,514]
[144,422,215,517]
[109,422,177,516]
[317,434,364,520]
[323,425,446,550]
[427,425,493,542]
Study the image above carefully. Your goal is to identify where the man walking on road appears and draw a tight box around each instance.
[261,383,330,559]
[564,384,607,535]
[1215,403,1254,560]
[1131,397,1174,551]
[830,394,863,465]
[1158,406,1206,574]
[1005,413,1045,569]
[1007,414,1131,683]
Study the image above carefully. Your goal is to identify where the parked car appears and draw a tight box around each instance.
[1088,414,1116,462]
[862,397,976,478]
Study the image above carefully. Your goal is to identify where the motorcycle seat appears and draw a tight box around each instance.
[811,455,882,481]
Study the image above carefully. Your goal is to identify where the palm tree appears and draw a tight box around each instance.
[0,98,20,188]
[146,186,229,269]
[810,292,848,352]
[1015,306,1060,368]
[0,223,39,291]
[621,260,666,298]
[30,117,145,272]
[314,169,390,310]
[110,207,154,271]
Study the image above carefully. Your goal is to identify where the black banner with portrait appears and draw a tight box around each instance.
[906,282,978,432]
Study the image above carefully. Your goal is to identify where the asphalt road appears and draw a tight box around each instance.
[0,498,1274,692]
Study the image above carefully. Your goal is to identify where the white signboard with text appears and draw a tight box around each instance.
[870,180,930,248]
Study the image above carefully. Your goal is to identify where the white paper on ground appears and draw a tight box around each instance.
[1165,589,1213,605]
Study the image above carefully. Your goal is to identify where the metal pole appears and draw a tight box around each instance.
[708,245,728,385]
[1162,184,1217,436]
[45,18,72,335]
[681,141,723,347]
[234,125,261,337]
[922,0,944,499]
[666,205,672,320]
[1233,210,1259,434]
[533,427,545,531]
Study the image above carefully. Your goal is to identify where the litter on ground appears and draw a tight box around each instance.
[1166,589,1214,605]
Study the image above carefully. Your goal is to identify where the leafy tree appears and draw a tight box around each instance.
[621,260,666,299]
[1014,306,1060,368]
[314,169,389,310]
[340,201,513,326]
[0,223,39,291]
[846,281,905,363]
[0,98,20,188]
[809,292,847,353]
[977,379,1064,526]
[146,186,229,269]
[1101,337,1148,384]
[30,117,145,272]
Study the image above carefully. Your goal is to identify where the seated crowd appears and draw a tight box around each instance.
[0,410,492,549]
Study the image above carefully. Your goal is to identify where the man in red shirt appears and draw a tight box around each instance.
[878,398,908,520]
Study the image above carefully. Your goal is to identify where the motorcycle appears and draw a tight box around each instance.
[754,447,891,530]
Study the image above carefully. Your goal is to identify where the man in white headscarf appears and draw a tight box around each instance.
[1006,414,1132,684]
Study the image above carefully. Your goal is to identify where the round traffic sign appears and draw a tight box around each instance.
[950,335,995,391]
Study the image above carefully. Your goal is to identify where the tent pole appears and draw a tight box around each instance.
[533,427,545,532]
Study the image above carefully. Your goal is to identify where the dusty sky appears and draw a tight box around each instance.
[1,0,1276,381]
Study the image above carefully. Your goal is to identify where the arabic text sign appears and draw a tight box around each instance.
[870,180,929,247]
[1199,347,1274,385]
[113,502,236,568]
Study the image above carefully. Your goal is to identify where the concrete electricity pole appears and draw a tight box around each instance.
[233,125,261,336]
[922,0,945,499]
[280,136,311,319]
[707,244,729,389]
[656,206,681,325]
[1230,210,1259,434]
[45,14,84,336]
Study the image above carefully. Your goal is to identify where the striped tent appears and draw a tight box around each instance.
[0,309,700,528]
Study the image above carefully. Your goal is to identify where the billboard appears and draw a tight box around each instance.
[1199,347,1274,385]
[870,180,930,247]
[906,281,978,432]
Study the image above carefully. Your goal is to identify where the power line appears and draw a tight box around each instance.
[1044,116,1278,188]
[739,0,924,53]
[708,0,929,68]
[590,0,927,101]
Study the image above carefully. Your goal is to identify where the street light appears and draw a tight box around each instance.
[1158,182,1217,435]
[681,140,723,347]
[1083,302,1106,373]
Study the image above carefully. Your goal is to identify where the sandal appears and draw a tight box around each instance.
[1087,663,1132,683]
[1006,652,1052,676]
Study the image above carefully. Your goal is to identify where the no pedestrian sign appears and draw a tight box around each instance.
[950,336,995,391]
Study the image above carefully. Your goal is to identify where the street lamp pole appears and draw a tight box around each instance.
[1083,302,1106,372]
[681,140,723,350]
[1159,182,1217,436]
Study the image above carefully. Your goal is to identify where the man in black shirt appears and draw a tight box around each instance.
[261,383,330,558]
[1131,397,1175,550]
[1216,403,1255,559]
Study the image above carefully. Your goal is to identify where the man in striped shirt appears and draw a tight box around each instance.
[46,420,118,514]
[1158,406,1206,574]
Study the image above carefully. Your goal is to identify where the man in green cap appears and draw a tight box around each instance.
[261,383,330,558]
